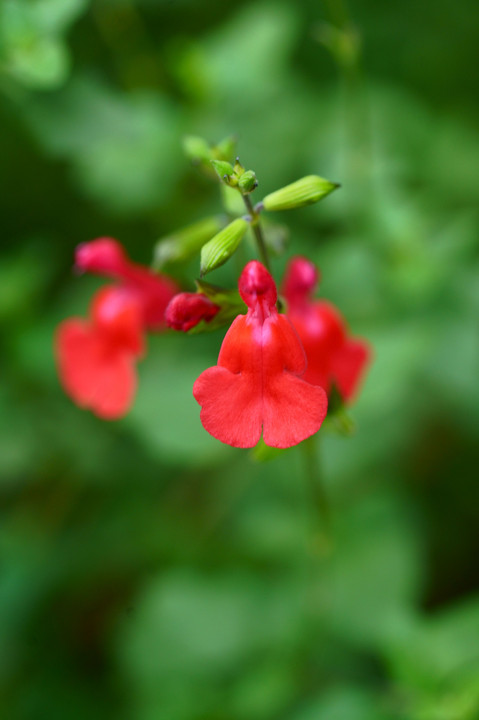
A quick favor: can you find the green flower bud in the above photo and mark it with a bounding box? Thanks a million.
[261,175,339,212]
[154,216,225,269]
[183,135,212,164]
[238,170,258,194]
[200,218,249,276]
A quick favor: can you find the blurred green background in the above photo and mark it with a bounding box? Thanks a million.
[1,1,479,718]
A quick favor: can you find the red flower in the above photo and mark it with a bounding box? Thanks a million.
[165,292,220,332]
[56,286,144,419]
[282,256,370,402]
[193,261,328,448]
[75,237,179,330]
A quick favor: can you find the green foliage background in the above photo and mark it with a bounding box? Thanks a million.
[1,1,479,718]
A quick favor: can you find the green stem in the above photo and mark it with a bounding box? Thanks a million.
[302,435,332,549]
[242,194,271,271]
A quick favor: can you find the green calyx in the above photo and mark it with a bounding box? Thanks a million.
[200,217,249,276]
[261,175,340,212]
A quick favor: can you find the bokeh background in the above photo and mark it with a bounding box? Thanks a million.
[1,1,479,718]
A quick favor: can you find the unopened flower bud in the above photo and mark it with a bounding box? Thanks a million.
[165,293,220,332]
[262,175,339,212]
[200,217,249,276]
[238,170,258,194]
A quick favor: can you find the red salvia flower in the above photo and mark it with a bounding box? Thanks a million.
[75,237,179,330]
[282,256,370,402]
[193,261,328,448]
[56,286,144,419]
[165,292,220,332]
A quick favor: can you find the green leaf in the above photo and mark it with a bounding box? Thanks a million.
[200,217,248,275]
[261,175,339,211]
[154,215,226,269]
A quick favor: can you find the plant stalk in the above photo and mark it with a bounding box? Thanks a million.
[242,194,271,271]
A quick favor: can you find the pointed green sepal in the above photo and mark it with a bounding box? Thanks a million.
[211,159,236,183]
[200,217,249,276]
[261,175,340,212]
[250,438,289,462]
[238,170,258,194]
[154,215,225,269]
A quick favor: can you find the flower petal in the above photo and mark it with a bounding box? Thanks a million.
[262,315,327,447]
[263,373,328,448]
[55,319,137,420]
[91,286,145,357]
[193,366,262,448]
[193,313,327,448]
[332,339,371,402]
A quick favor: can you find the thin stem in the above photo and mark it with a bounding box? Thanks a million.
[242,194,271,271]
[302,435,332,551]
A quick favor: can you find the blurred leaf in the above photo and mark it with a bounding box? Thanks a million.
[289,686,393,720]
[154,215,226,269]
[320,492,423,647]
[0,0,88,89]
[24,77,181,212]
[126,334,228,466]
[119,569,303,682]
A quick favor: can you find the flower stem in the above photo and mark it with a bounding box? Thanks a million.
[302,435,332,552]
[242,194,271,271]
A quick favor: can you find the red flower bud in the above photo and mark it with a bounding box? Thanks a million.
[165,292,220,332]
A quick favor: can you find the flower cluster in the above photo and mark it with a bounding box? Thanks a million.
[55,141,371,448]
[55,238,178,419]
[193,261,328,448]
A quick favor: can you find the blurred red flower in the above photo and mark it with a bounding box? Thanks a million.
[75,237,179,330]
[55,286,144,419]
[282,256,371,402]
[193,261,328,448]
[56,238,179,418]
